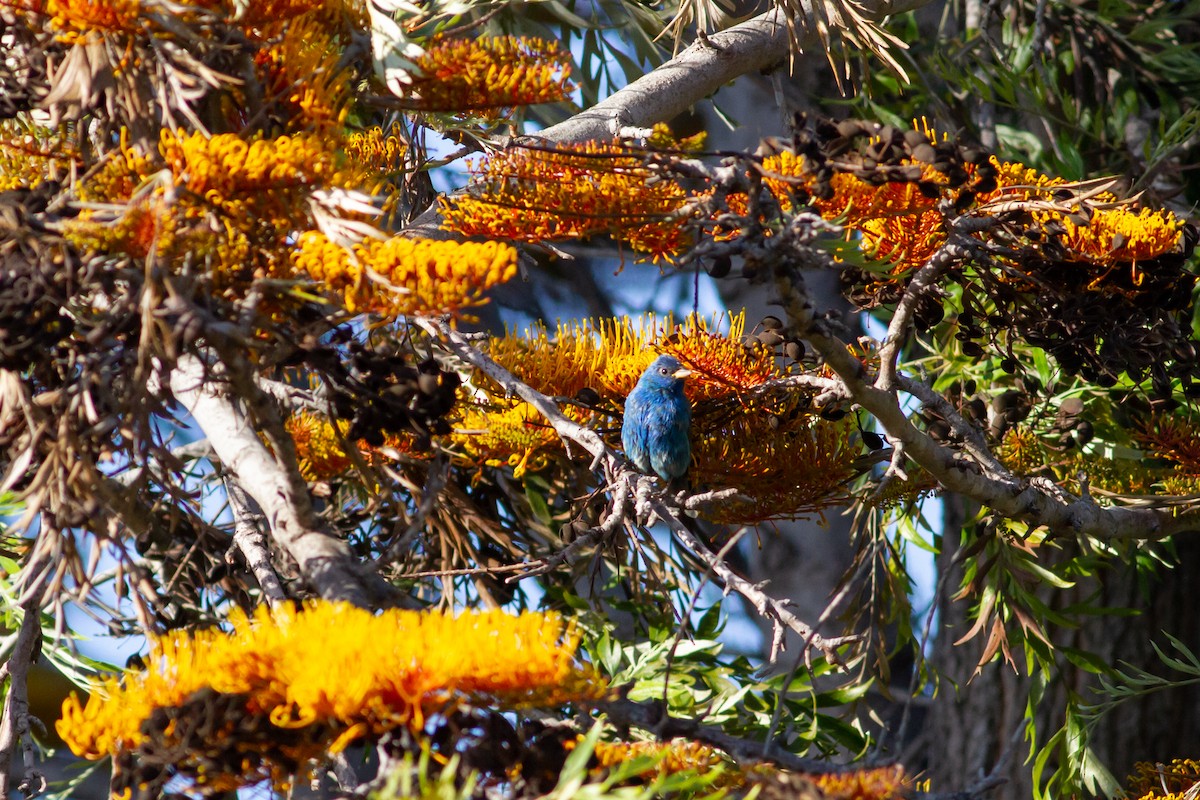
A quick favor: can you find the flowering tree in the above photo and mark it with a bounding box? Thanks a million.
[1,1,1198,799]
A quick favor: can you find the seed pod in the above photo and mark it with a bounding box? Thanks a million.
[707,255,732,278]
[757,330,785,348]
[761,315,784,331]
[911,143,937,163]
[837,119,866,138]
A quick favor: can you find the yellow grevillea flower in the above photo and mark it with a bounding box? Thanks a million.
[342,124,407,173]
[982,160,1184,267]
[74,130,154,203]
[160,129,336,207]
[485,315,656,402]
[64,200,176,260]
[450,399,563,478]
[57,603,603,770]
[402,35,573,113]
[292,231,517,317]
[1126,760,1200,800]
[441,127,703,262]
[485,312,780,405]
[591,739,726,773]
[0,126,74,192]
[253,15,352,131]
[997,425,1048,476]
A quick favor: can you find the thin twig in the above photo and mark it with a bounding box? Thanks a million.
[0,584,47,799]
[224,479,288,607]
[653,499,862,664]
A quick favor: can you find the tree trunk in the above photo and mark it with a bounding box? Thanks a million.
[926,497,1200,799]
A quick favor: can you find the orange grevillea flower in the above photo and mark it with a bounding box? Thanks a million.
[1133,414,1200,471]
[809,765,911,800]
[292,231,517,317]
[441,129,703,262]
[743,123,1185,283]
[749,149,943,225]
[857,209,947,273]
[226,0,339,26]
[401,35,573,113]
[693,409,859,523]
[252,15,352,131]
[57,603,603,783]
[45,0,141,38]
[286,412,358,479]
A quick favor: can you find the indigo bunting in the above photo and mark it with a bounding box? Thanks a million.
[621,355,692,480]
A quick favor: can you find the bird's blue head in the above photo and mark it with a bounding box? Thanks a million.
[637,355,692,393]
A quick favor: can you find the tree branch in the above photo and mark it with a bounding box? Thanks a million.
[224,478,289,607]
[168,355,389,606]
[405,0,932,237]
[651,500,862,664]
[774,264,1200,542]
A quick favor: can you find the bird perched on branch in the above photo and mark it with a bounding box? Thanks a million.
[621,355,693,481]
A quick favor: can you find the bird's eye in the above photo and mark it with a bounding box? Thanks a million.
[659,368,669,375]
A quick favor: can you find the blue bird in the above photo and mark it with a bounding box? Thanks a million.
[621,355,693,480]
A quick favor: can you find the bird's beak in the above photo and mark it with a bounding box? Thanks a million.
[673,367,692,379]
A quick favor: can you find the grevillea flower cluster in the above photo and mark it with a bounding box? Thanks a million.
[1125,759,1200,800]
[292,231,518,317]
[441,127,704,261]
[454,312,861,519]
[401,35,573,113]
[749,134,1185,278]
[253,15,353,131]
[44,0,354,41]
[286,412,425,480]
[591,739,726,773]
[160,129,336,211]
[57,603,604,789]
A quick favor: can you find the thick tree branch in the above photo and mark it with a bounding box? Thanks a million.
[774,265,1200,542]
[406,0,931,237]
[168,355,388,606]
